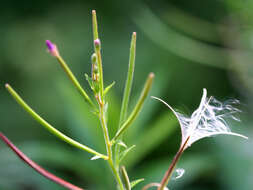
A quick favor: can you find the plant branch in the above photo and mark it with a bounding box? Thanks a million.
[157,137,190,190]
[0,132,83,190]
[5,84,107,160]
[92,10,104,96]
[92,10,125,189]
[56,55,96,109]
[97,98,125,190]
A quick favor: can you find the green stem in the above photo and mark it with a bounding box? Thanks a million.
[56,55,95,109]
[95,49,104,96]
[113,73,154,142]
[92,10,104,96]
[5,84,107,160]
[98,101,125,190]
[92,10,126,189]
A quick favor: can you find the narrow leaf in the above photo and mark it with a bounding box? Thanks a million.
[5,84,107,160]
[130,178,144,188]
[117,140,127,148]
[121,166,131,190]
[104,81,115,96]
[115,32,137,166]
[113,73,154,141]
[92,10,99,40]
[0,132,83,190]
[119,32,137,126]
[85,73,94,91]
[119,145,136,164]
[90,155,102,160]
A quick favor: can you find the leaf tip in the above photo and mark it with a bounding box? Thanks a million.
[90,155,102,161]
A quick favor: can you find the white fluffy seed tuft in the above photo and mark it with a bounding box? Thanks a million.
[152,88,248,150]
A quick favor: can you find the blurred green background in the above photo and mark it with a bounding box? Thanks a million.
[0,0,253,189]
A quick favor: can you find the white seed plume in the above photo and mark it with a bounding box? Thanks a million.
[152,89,248,150]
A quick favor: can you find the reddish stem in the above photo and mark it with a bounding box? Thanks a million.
[157,137,190,190]
[0,132,83,190]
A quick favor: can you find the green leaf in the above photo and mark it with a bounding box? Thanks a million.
[117,140,127,148]
[104,81,115,96]
[121,166,131,190]
[118,32,137,127]
[119,145,136,164]
[85,73,94,91]
[125,69,170,142]
[115,32,137,167]
[90,155,102,160]
[130,178,144,188]
[113,73,154,141]
[94,81,100,94]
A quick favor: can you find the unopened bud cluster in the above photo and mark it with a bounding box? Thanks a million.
[91,53,99,79]
[91,52,99,92]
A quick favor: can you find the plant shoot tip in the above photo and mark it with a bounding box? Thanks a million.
[149,72,155,78]
[45,40,53,50]
[45,40,59,57]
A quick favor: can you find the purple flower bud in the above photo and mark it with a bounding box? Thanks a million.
[46,40,54,50]
[46,40,59,57]
[94,39,101,49]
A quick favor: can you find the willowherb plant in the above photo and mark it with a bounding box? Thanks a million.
[1,10,153,190]
[0,10,248,190]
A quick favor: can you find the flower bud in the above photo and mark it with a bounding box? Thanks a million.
[46,40,59,57]
[94,38,101,50]
[91,53,97,64]
[93,64,99,74]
